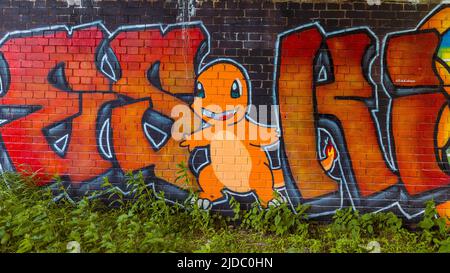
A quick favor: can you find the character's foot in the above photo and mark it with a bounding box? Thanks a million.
[267,195,288,208]
[188,195,212,210]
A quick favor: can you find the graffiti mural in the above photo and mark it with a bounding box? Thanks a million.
[180,59,284,209]
[274,4,450,220]
[0,21,208,202]
[0,4,448,221]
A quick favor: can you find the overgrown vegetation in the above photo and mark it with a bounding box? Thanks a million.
[0,171,449,253]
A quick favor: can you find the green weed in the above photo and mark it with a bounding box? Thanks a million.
[0,171,449,253]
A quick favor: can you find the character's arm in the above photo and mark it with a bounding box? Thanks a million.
[248,121,280,147]
[180,127,212,152]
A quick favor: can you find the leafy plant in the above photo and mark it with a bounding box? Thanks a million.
[0,171,448,253]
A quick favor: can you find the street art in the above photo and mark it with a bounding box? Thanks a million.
[274,5,450,219]
[180,59,284,209]
[0,4,448,222]
[0,21,208,202]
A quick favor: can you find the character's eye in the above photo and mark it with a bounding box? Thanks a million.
[195,82,205,98]
[230,80,241,99]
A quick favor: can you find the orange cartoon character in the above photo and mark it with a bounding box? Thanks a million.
[180,59,285,209]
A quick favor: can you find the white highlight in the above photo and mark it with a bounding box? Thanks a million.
[54,134,69,154]
[99,118,113,159]
[143,122,169,149]
[100,54,117,82]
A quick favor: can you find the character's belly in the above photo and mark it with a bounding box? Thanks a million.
[210,131,252,192]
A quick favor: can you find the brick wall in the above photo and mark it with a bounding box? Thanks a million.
[0,1,438,104]
[0,0,448,222]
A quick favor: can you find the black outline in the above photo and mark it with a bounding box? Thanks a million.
[42,117,73,158]
[141,107,174,152]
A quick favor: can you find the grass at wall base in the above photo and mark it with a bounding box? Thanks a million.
[0,171,450,253]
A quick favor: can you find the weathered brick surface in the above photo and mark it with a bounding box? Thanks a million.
[0,0,448,221]
[0,1,436,105]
